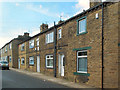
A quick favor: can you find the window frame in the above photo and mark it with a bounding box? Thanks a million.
[5,46,7,52]
[46,55,53,68]
[21,57,25,65]
[9,43,12,50]
[36,38,39,51]
[46,32,54,44]
[58,29,62,39]
[77,50,87,73]
[29,56,34,65]
[29,40,34,49]
[77,16,87,35]
[21,43,25,51]
[9,56,11,62]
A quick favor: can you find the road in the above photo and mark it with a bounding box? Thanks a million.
[1,70,68,88]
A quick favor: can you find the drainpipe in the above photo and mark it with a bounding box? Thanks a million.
[101,3,104,90]
[54,21,57,77]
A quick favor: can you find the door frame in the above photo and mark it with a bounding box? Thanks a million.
[18,58,20,69]
[37,55,40,72]
[58,54,65,77]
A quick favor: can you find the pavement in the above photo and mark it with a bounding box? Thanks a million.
[9,68,95,88]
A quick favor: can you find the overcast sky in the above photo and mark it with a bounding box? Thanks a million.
[0,0,107,48]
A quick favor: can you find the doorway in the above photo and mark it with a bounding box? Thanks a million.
[37,56,40,72]
[18,58,20,69]
[59,54,65,76]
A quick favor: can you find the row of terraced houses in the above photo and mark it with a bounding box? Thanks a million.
[0,0,120,89]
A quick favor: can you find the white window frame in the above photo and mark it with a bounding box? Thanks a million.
[29,56,34,65]
[46,55,53,68]
[46,32,54,44]
[78,18,86,34]
[5,46,7,52]
[29,40,34,49]
[36,38,39,51]
[9,43,12,50]
[58,29,62,39]
[21,57,25,65]
[21,43,25,51]
[77,50,87,73]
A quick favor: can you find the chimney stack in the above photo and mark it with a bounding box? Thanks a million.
[90,0,102,8]
[40,23,48,32]
[24,32,29,37]
[58,20,64,24]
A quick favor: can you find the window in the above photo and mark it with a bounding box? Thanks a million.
[46,32,54,44]
[21,57,25,65]
[5,46,7,52]
[29,56,34,65]
[36,38,39,51]
[77,17,87,35]
[29,40,34,49]
[5,56,7,61]
[46,55,53,68]
[9,43,12,50]
[9,56,11,62]
[77,50,87,73]
[21,43,25,51]
[58,29,62,39]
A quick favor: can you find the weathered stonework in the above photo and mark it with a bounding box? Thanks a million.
[17,1,120,89]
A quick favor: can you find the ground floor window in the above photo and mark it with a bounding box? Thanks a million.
[77,50,87,73]
[21,57,25,65]
[9,56,11,62]
[46,55,53,68]
[29,56,34,65]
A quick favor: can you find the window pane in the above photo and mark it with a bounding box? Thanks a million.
[46,55,53,67]
[58,29,62,39]
[46,34,48,43]
[78,57,87,72]
[29,57,34,65]
[50,55,53,58]
[78,51,87,56]
[79,19,86,33]
[47,59,53,66]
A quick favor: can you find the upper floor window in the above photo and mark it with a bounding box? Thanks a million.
[46,55,53,68]
[36,38,39,51]
[9,43,12,50]
[21,57,25,65]
[29,56,34,65]
[5,46,7,52]
[29,40,34,49]
[58,29,62,39]
[77,17,87,35]
[77,50,87,73]
[21,43,25,51]
[46,32,54,44]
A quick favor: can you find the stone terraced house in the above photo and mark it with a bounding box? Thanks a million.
[1,0,120,89]
[0,33,30,68]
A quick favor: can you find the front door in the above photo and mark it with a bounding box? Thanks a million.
[18,58,20,69]
[59,54,65,76]
[37,56,40,72]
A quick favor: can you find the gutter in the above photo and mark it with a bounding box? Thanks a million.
[101,3,104,90]
[54,22,57,77]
